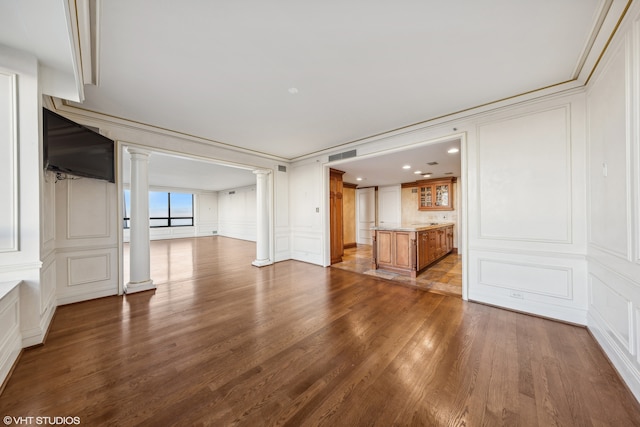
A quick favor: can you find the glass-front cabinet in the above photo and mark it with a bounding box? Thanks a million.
[418,177,455,211]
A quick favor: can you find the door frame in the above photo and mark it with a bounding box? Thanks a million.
[322,132,469,301]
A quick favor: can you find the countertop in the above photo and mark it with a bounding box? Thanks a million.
[371,222,454,232]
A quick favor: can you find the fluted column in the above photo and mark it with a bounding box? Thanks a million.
[125,147,155,293]
[252,169,273,267]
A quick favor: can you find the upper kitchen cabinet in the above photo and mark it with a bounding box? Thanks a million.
[418,177,456,211]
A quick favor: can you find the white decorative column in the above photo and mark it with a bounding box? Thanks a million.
[252,169,273,267]
[125,147,156,293]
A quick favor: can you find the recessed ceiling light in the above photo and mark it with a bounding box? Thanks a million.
[422,174,432,178]
[288,87,299,94]
[356,177,363,181]
[448,148,459,154]
[413,170,422,174]
[402,165,411,170]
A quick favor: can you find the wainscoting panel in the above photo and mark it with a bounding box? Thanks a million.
[589,272,632,352]
[291,231,323,265]
[275,231,291,263]
[40,256,56,316]
[587,262,640,401]
[56,248,118,305]
[469,250,587,325]
[0,282,20,389]
[68,253,111,286]
[478,258,573,300]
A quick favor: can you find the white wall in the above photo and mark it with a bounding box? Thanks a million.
[289,160,324,265]
[196,191,218,237]
[217,185,257,241]
[467,98,588,324]
[0,45,54,386]
[292,92,588,324]
[274,167,291,262]
[585,2,640,401]
[54,177,119,305]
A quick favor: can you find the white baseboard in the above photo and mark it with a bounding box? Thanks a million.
[588,311,640,403]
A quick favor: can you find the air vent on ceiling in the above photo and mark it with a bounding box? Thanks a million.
[228,191,235,195]
[328,149,357,162]
[444,172,453,175]
[427,161,438,166]
[278,165,287,172]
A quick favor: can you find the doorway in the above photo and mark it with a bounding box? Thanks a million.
[324,134,467,300]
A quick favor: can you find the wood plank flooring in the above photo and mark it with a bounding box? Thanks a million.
[1,236,639,426]
[332,245,463,297]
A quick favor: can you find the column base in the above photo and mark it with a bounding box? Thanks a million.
[252,259,273,267]
[125,279,156,294]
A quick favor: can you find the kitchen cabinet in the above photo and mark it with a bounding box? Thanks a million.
[418,177,455,211]
[372,223,454,277]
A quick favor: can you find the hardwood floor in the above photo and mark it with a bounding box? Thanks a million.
[332,244,463,297]
[1,236,639,426]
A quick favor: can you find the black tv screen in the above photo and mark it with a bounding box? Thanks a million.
[43,108,115,183]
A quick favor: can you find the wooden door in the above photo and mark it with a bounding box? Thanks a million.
[330,169,345,264]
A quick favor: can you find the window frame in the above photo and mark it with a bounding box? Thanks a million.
[123,191,194,229]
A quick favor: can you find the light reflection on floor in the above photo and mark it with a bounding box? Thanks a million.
[123,238,194,285]
[332,245,462,297]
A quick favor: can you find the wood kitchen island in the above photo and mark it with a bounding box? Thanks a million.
[371,223,454,278]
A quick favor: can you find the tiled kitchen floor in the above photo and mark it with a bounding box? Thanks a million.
[332,244,462,297]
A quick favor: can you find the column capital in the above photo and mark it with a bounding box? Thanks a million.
[253,169,272,176]
[126,147,153,157]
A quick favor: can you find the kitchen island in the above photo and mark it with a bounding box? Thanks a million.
[371,223,454,278]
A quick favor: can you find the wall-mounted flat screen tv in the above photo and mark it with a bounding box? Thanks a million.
[43,108,115,183]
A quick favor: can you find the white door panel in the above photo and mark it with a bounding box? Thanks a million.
[378,185,401,227]
[356,187,375,245]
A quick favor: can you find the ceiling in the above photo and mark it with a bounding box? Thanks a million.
[0,0,629,190]
[339,138,461,186]
[121,151,257,191]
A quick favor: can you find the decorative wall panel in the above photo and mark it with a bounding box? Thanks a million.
[67,179,110,239]
[478,258,573,299]
[0,72,18,252]
[587,42,630,259]
[68,254,111,286]
[477,106,571,243]
[0,284,20,388]
[590,273,632,352]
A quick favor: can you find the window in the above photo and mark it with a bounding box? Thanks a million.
[123,190,194,228]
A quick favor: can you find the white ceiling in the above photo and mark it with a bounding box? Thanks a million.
[121,151,256,191]
[0,0,629,191]
[339,138,461,186]
[71,0,608,160]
